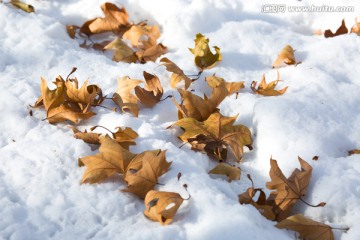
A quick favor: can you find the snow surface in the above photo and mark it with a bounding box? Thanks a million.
[1,0,360,239]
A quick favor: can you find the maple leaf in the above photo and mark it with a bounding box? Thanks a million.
[65,77,104,107]
[10,0,34,13]
[239,175,276,220]
[112,76,142,117]
[79,135,137,184]
[103,38,137,63]
[189,33,222,71]
[350,18,360,36]
[79,2,131,35]
[144,190,185,225]
[123,24,160,48]
[172,82,228,121]
[71,126,101,145]
[324,19,348,38]
[172,112,252,162]
[272,45,296,68]
[136,43,167,63]
[135,71,163,107]
[46,105,96,124]
[205,74,244,96]
[266,157,325,221]
[209,163,241,182]
[348,149,360,156]
[276,214,334,240]
[251,71,288,96]
[160,57,193,90]
[123,150,172,198]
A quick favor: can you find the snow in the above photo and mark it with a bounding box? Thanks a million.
[1,0,360,239]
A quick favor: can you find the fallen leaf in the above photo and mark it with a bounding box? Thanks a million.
[80,2,130,35]
[205,75,244,96]
[251,71,288,96]
[46,105,96,124]
[209,163,241,182]
[71,126,101,145]
[123,24,160,48]
[144,190,184,225]
[136,43,167,63]
[348,149,360,156]
[189,33,222,71]
[66,25,79,39]
[172,112,252,162]
[324,19,348,38]
[135,71,163,107]
[172,82,228,121]
[11,0,34,13]
[272,45,296,68]
[79,135,137,184]
[112,76,142,117]
[350,18,360,36]
[65,78,104,107]
[276,214,334,240]
[103,38,137,63]
[123,150,171,198]
[111,127,138,150]
[160,57,193,90]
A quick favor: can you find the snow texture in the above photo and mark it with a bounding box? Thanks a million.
[1,0,360,239]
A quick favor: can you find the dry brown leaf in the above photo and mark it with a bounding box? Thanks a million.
[350,18,360,36]
[111,127,138,150]
[276,214,334,240]
[173,82,228,121]
[71,126,101,145]
[135,71,163,107]
[160,57,193,90]
[136,43,167,63]
[103,38,137,63]
[65,78,104,107]
[46,104,96,124]
[66,25,79,39]
[144,190,184,225]
[112,76,142,117]
[251,71,288,96]
[209,163,241,182]
[123,24,160,48]
[348,149,360,155]
[123,150,171,198]
[172,112,252,162]
[11,0,34,13]
[272,45,296,68]
[79,135,137,184]
[205,75,244,96]
[324,19,348,38]
[80,2,130,35]
[189,33,222,71]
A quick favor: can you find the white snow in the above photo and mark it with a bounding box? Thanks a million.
[1,0,360,239]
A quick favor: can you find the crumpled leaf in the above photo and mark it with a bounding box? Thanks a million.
[135,71,163,107]
[160,57,193,90]
[348,149,360,156]
[239,175,276,220]
[189,33,222,71]
[172,82,228,121]
[79,2,130,35]
[46,105,96,124]
[209,163,241,182]
[123,150,171,198]
[123,24,160,48]
[144,190,184,225]
[112,76,142,117]
[66,25,79,39]
[136,43,167,63]
[276,214,334,240]
[172,112,252,162]
[79,135,137,184]
[103,38,137,63]
[324,19,348,38]
[71,126,101,145]
[205,75,244,96]
[350,18,360,36]
[65,78,104,106]
[11,0,34,13]
[251,71,288,96]
[272,45,296,68]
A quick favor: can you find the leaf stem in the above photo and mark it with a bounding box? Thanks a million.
[299,197,325,208]
[91,125,114,134]
[179,142,188,148]
[331,227,350,231]
[91,104,116,111]
[159,95,172,101]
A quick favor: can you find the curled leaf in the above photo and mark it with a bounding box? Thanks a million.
[189,33,222,71]
[160,57,192,90]
[144,190,184,225]
[11,0,34,13]
[350,18,360,36]
[272,45,296,68]
[123,24,160,48]
[135,71,163,107]
[324,19,348,38]
[136,43,167,63]
[103,38,137,63]
[251,71,288,96]
[209,163,241,182]
[205,75,244,96]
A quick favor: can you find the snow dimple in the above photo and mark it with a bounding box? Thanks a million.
[1,0,360,239]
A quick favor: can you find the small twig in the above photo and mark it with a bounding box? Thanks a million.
[91,104,116,111]
[179,142,188,148]
[159,95,172,101]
